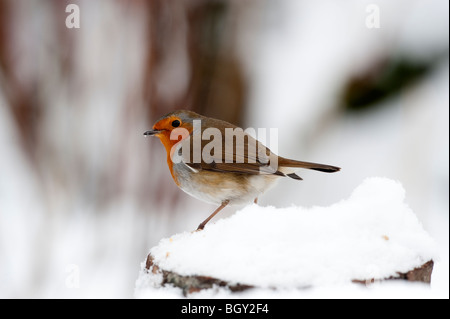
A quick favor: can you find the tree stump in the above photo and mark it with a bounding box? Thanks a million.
[145,254,253,295]
[145,253,434,295]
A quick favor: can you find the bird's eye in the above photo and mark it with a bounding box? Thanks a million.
[171,119,181,128]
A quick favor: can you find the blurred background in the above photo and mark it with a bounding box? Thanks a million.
[0,0,448,298]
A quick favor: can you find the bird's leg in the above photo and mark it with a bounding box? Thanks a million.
[196,200,229,231]
[254,197,258,204]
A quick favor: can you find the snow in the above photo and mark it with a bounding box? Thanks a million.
[135,177,439,298]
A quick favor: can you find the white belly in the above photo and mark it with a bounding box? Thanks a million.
[172,161,279,206]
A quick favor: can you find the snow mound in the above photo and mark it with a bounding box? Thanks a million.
[136,177,438,295]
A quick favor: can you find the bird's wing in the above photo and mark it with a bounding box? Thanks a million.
[180,122,282,176]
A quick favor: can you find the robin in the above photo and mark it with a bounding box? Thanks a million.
[144,110,340,230]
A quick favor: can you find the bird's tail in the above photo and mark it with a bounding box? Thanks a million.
[278,157,341,173]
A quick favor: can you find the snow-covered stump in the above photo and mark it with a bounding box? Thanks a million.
[136,178,437,297]
[143,255,433,296]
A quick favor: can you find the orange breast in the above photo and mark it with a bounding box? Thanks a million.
[157,130,190,186]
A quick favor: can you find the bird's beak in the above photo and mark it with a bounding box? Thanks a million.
[143,130,162,136]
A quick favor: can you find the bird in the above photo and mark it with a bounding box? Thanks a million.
[144,110,340,231]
